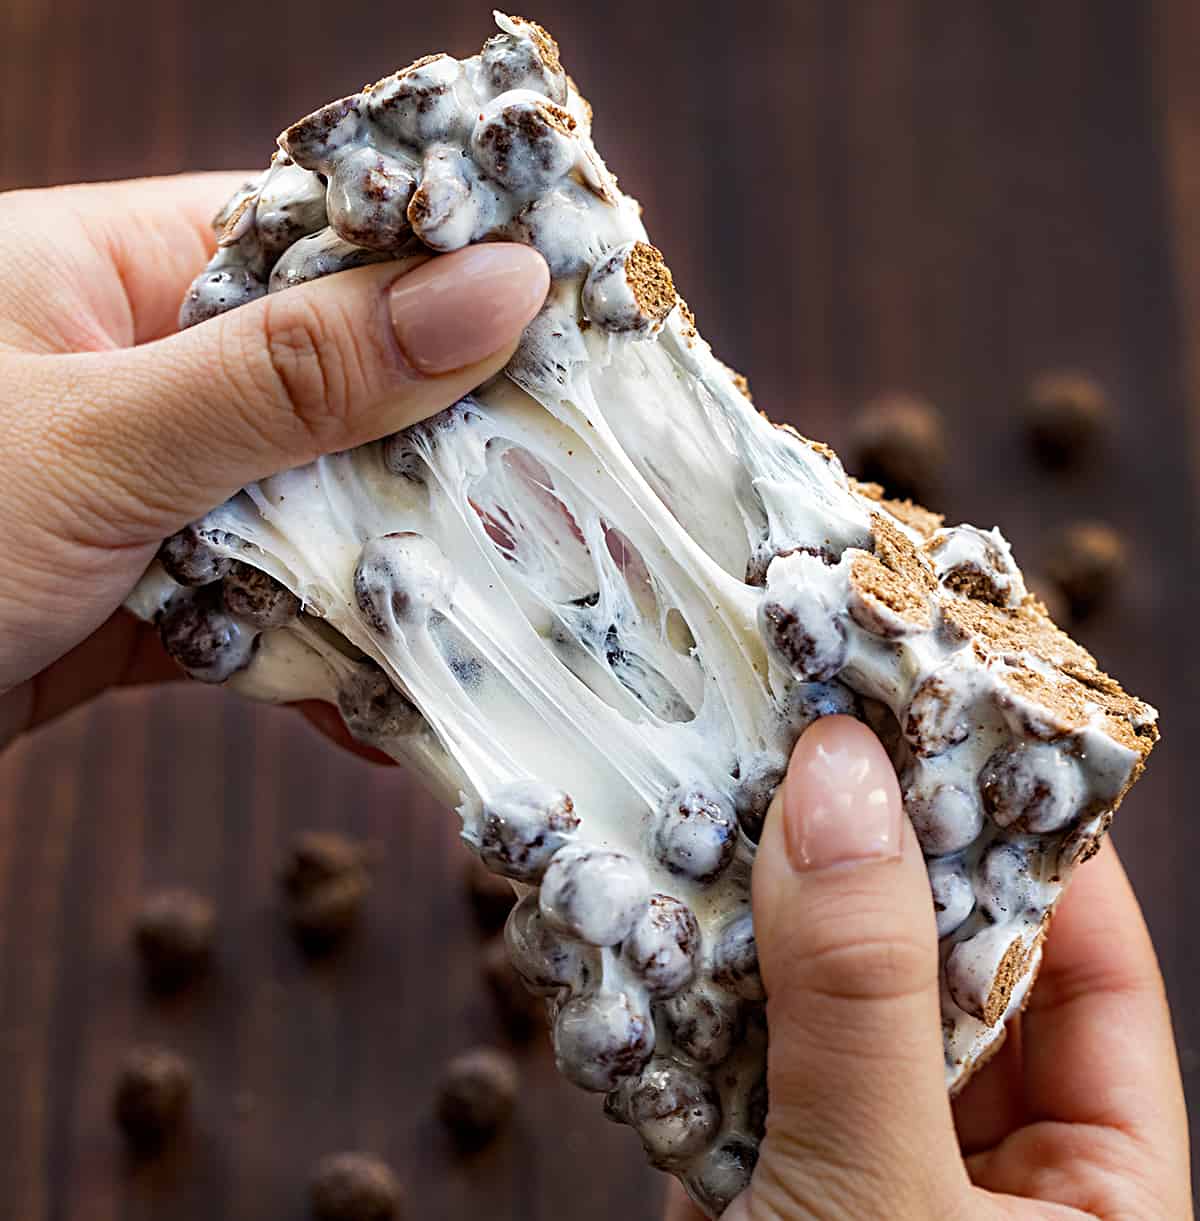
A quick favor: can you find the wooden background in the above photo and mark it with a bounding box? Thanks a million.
[0,1,1197,1216]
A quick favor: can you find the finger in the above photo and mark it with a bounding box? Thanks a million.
[965,842,1191,1218]
[663,1180,706,1221]
[294,700,397,767]
[952,1015,1028,1156]
[744,716,969,1219]
[0,172,258,349]
[11,243,549,547]
[0,611,181,749]
[67,172,263,344]
[1023,842,1186,1137]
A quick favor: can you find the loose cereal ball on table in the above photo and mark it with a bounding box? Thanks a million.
[850,392,945,503]
[133,888,215,994]
[437,1046,520,1147]
[113,1046,192,1154]
[310,1152,401,1221]
[1024,370,1110,467]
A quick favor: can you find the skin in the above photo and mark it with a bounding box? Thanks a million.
[0,173,549,742]
[0,176,1188,1219]
[666,722,1191,1220]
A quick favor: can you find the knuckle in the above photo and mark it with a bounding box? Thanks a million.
[253,292,373,452]
[792,924,937,1006]
[749,1149,868,1221]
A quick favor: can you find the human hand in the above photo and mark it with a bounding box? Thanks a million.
[0,173,548,748]
[665,716,1191,1220]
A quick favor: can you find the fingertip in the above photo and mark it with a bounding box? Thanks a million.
[491,239,552,307]
[781,715,903,872]
[387,243,549,376]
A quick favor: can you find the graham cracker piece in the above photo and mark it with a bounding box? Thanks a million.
[218,194,254,245]
[848,523,938,637]
[982,933,1034,1027]
[871,514,938,592]
[848,555,933,634]
[627,243,676,323]
[941,597,1094,671]
[940,599,1157,762]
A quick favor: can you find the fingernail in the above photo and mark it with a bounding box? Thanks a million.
[389,244,549,375]
[783,715,902,870]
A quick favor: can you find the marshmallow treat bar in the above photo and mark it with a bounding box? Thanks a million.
[126,14,1158,1216]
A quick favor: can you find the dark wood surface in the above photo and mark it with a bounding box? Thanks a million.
[0,1,1196,1217]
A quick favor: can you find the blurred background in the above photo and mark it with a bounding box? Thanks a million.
[1,0,1198,1217]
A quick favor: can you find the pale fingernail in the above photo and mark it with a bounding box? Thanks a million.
[389,244,549,375]
[783,715,902,871]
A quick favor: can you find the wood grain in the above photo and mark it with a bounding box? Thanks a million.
[0,1,1195,1216]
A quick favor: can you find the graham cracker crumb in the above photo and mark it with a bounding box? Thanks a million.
[1020,586,1049,615]
[365,53,447,93]
[535,100,577,138]
[677,299,697,338]
[627,243,676,323]
[849,478,885,501]
[401,52,447,77]
[511,15,564,80]
[1074,810,1115,863]
[774,424,835,462]
[848,479,944,540]
[720,365,752,402]
[407,184,435,226]
[884,498,944,539]
[219,194,254,245]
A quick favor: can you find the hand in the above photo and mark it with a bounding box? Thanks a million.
[666,716,1191,1220]
[0,173,548,748]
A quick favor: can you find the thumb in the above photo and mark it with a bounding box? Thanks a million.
[737,715,968,1220]
[21,242,548,540]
